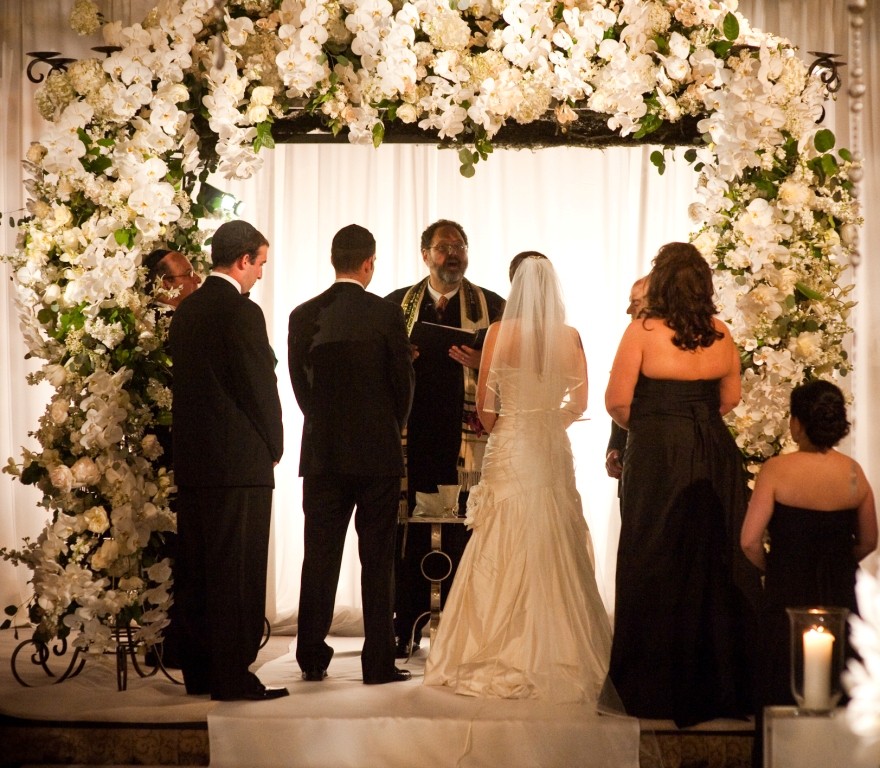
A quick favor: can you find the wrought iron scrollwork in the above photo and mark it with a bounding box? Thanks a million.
[809,51,846,94]
[25,52,75,83]
[10,635,86,686]
[8,625,184,691]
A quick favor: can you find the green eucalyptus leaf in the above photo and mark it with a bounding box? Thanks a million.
[722,12,740,41]
[460,163,476,179]
[814,129,835,153]
[372,122,384,149]
[708,40,732,58]
[650,150,666,175]
[821,154,838,177]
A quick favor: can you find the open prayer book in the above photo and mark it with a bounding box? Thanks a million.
[409,321,488,353]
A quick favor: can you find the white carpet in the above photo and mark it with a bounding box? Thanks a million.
[209,636,642,768]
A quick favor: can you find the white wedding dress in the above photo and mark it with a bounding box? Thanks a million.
[423,363,612,705]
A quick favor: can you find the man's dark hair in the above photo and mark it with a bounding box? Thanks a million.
[210,220,269,269]
[144,248,173,286]
[331,224,376,273]
[420,219,468,251]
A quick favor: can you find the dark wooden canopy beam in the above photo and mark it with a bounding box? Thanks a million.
[270,110,704,148]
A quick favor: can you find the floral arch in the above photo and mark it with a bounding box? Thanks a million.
[0,0,859,651]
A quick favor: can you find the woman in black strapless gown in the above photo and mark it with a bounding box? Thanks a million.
[606,243,763,727]
[741,380,877,709]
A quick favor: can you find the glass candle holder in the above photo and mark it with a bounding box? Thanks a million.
[787,606,849,714]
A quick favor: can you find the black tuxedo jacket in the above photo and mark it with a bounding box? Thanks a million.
[289,282,414,477]
[169,275,283,487]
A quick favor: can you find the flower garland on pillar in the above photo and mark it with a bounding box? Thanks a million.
[1,0,859,651]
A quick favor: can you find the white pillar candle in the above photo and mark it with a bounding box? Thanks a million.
[803,627,834,710]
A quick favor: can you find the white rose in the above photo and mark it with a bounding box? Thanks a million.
[49,399,70,425]
[118,576,144,592]
[48,464,74,493]
[91,538,120,571]
[250,85,275,106]
[26,142,48,164]
[140,434,164,461]
[692,231,720,262]
[71,456,101,486]
[778,179,814,209]
[43,284,62,305]
[788,332,823,364]
[840,223,858,246]
[83,505,110,534]
[44,364,68,387]
[688,203,709,223]
[397,103,419,123]
[62,227,82,251]
[246,104,270,124]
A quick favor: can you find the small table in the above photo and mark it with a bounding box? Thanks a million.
[764,706,862,768]
[400,514,467,644]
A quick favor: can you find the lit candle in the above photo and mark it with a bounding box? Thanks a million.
[802,627,834,710]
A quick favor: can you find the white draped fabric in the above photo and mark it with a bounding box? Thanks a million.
[1,1,877,629]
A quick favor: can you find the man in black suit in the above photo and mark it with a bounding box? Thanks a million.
[141,248,202,670]
[289,224,415,685]
[169,220,287,702]
[386,220,505,657]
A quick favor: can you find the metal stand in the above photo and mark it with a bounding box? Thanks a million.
[400,515,467,658]
[8,625,183,691]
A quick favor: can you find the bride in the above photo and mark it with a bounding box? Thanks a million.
[423,252,612,705]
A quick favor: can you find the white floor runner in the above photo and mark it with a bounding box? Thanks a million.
[209,636,641,768]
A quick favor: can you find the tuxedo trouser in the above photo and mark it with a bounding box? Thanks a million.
[297,474,398,679]
[175,485,272,698]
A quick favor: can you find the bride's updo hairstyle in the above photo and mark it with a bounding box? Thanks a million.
[790,380,850,450]
[508,251,547,281]
[644,242,724,351]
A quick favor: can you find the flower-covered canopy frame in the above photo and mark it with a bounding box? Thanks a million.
[1,0,859,651]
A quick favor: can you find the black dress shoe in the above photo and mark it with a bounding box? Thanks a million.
[364,667,412,685]
[395,640,419,659]
[301,667,328,681]
[211,686,289,701]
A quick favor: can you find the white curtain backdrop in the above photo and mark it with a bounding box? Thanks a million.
[1,1,876,630]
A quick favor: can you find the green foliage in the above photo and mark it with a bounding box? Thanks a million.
[723,12,740,41]
[253,121,275,153]
[650,149,666,175]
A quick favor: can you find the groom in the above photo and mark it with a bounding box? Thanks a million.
[289,224,415,684]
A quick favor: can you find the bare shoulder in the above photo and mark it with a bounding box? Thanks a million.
[755,454,784,479]
[710,316,732,338]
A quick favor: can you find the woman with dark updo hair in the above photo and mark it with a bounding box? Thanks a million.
[741,379,877,710]
[605,242,762,726]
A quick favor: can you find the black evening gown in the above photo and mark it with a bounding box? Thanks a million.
[610,375,760,727]
[761,502,859,707]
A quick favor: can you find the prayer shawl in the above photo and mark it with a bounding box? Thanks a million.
[398,278,491,514]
